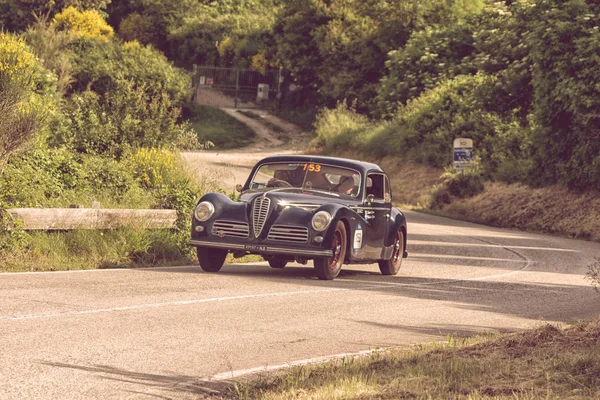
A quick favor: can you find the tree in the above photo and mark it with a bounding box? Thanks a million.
[0,33,47,173]
[528,0,600,189]
[0,0,110,32]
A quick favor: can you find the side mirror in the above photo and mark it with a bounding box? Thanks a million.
[366,194,374,205]
[235,184,243,193]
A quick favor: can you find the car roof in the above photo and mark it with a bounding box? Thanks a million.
[255,155,384,175]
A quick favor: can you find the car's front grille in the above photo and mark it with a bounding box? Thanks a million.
[268,225,309,243]
[212,220,249,238]
[252,197,271,237]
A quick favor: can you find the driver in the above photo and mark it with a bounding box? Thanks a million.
[267,170,293,187]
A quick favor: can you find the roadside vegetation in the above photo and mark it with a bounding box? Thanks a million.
[0,8,207,272]
[190,105,255,149]
[231,320,600,399]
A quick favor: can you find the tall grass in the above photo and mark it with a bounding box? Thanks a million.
[0,228,192,272]
[189,105,255,149]
[232,321,600,399]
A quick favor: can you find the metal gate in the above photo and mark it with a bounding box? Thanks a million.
[192,66,281,109]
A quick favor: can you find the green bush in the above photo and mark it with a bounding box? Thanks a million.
[68,37,190,107]
[313,102,375,150]
[376,23,476,117]
[0,32,53,172]
[51,6,114,40]
[52,80,190,158]
[0,0,109,32]
[369,74,528,175]
[0,148,150,208]
[527,0,600,189]
[430,170,485,210]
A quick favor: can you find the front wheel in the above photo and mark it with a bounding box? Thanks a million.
[378,230,404,275]
[314,221,347,280]
[268,258,287,269]
[197,247,227,272]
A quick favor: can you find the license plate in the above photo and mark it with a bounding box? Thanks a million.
[244,245,268,252]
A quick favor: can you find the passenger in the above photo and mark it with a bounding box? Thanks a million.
[335,175,356,195]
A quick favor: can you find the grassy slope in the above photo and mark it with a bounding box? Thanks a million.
[191,105,256,149]
[437,183,600,242]
[229,320,600,399]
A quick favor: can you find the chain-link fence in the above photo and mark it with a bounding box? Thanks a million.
[192,66,282,109]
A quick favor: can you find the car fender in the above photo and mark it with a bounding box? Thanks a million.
[193,193,247,223]
[385,207,407,248]
[313,204,357,248]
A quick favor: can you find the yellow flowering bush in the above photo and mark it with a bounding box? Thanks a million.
[250,52,269,74]
[128,148,183,189]
[0,32,38,88]
[51,7,114,40]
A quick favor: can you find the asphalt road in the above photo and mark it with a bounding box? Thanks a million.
[1,211,599,399]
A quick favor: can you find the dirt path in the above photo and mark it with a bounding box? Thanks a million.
[182,107,312,193]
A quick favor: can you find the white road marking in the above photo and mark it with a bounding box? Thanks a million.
[2,270,535,322]
[0,263,269,276]
[408,240,578,253]
[209,348,384,381]
[1,288,346,321]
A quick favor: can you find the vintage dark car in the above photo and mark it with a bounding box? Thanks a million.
[189,155,408,280]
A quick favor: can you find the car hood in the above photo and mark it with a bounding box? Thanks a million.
[240,190,361,209]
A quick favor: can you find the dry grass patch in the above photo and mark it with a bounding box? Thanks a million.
[228,320,600,400]
[438,182,600,241]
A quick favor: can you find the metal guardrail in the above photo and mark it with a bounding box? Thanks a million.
[6,208,177,230]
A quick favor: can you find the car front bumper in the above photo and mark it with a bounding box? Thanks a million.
[189,240,333,258]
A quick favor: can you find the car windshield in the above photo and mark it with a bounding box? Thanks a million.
[248,162,361,198]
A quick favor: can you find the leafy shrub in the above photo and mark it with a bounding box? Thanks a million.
[0,209,30,257]
[128,148,185,189]
[0,0,110,32]
[0,148,146,207]
[53,80,189,158]
[376,23,476,117]
[127,148,199,232]
[51,7,113,40]
[0,32,50,171]
[369,74,528,175]
[68,37,190,107]
[117,13,161,46]
[430,169,485,210]
[313,102,374,150]
[527,0,600,189]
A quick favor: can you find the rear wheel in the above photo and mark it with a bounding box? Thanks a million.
[314,221,346,280]
[378,230,404,275]
[197,247,227,272]
[268,258,287,269]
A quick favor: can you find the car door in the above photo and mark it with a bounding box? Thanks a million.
[360,172,392,259]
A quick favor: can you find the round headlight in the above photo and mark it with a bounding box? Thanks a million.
[311,211,332,232]
[194,201,215,222]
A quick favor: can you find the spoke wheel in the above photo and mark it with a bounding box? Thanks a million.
[197,247,227,272]
[378,230,404,276]
[314,221,346,280]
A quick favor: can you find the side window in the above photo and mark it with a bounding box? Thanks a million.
[366,174,385,200]
[384,175,392,203]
